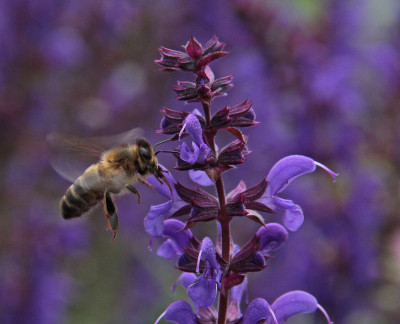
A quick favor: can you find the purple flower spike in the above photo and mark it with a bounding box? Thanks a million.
[242,298,277,324]
[256,223,288,254]
[155,300,197,324]
[187,237,221,307]
[179,114,211,165]
[267,291,332,324]
[257,155,338,231]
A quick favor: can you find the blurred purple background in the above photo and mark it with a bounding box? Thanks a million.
[1,0,399,323]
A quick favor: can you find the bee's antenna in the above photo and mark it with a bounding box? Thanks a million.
[154,133,189,149]
[154,138,173,149]
[155,150,179,156]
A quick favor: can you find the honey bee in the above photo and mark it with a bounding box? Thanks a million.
[47,129,173,241]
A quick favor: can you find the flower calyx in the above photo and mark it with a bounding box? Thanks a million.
[155,36,228,73]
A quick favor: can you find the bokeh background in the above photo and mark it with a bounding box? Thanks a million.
[1,0,400,323]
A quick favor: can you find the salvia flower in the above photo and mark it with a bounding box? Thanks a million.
[179,113,212,165]
[229,223,288,273]
[144,169,189,237]
[257,155,338,231]
[187,237,222,307]
[229,155,338,231]
[155,300,197,324]
[151,36,335,324]
[156,219,197,260]
[242,291,333,324]
[156,290,332,324]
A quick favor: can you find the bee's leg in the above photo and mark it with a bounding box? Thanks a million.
[126,185,141,203]
[138,177,155,190]
[103,191,118,242]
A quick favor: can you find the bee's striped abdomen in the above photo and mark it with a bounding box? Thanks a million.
[61,170,104,219]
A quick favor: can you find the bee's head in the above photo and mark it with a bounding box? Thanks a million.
[136,138,158,174]
[136,138,173,196]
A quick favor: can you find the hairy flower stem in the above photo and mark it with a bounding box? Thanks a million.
[202,100,231,324]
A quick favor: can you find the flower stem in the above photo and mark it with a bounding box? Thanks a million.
[216,175,230,324]
[217,292,229,324]
[202,99,231,323]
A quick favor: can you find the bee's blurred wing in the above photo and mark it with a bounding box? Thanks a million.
[47,128,144,183]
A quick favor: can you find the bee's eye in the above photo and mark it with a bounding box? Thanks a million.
[139,147,151,160]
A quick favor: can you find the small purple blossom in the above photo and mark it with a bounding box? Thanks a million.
[242,291,333,324]
[156,219,194,260]
[155,300,198,324]
[256,155,338,231]
[144,168,188,237]
[179,113,211,165]
[187,237,221,307]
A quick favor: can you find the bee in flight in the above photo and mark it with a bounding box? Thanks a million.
[47,129,174,241]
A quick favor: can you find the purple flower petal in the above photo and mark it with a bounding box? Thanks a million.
[145,168,188,237]
[147,167,176,199]
[155,300,197,324]
[175,273,197,291]
[230,276,247,305]
[242,298,276,324]
[229,276,248,319]
[157,239,180,259]
[163,219,193,250]
[266,155,337,196]
[256,156,337,231]
[187,275,218,307]
[179,142,198,164]
[144,201,172,237]
[178,114,211,165]
[179,113,203,144]
[268,291,321,324]
[273,197,304,231]
[189,170,214,186]
[187,237,220,307]
[256,223,288,253]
